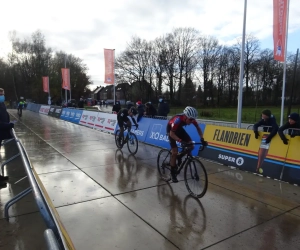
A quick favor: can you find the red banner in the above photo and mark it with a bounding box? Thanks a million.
[273,0,288,62]
[104,49,114,84]
[61,68,70,90]
[42,76,49,93]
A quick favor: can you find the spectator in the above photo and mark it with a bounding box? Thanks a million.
[253,109,279,144]
[126,101,133,110]
[136,101,145,122]
[278,112,300,145]
[0,88,13,183]
[157,96,170,117]
[145,102,157,117]
[78,97,84,108]
[112,101,121,113]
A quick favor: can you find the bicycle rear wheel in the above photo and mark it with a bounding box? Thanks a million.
[115,130,123,149]
[127,133,138,155]
[157,149,171,182]
[184,158,208,198]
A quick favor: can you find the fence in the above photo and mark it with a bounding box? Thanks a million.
[1,129,74,250]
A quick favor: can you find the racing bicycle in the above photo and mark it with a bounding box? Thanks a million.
[157,142,208,198]
[115,124,138,155]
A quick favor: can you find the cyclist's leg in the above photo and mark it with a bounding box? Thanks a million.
[181,129,194,155]
[117,118,125,142]
[169,135,179,183]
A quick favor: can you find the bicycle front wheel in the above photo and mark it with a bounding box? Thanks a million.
[127,133,138,154]
[184,158,208,198]
[157,149,171,182]
[115,130,123,149]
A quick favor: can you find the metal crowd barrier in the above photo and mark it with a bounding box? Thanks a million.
[3,128,69,250]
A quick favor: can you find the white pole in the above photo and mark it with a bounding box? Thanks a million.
[280,0,290,126]
[237,0,247,128]
[113,49,116,105]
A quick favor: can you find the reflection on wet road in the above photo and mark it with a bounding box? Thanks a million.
[1,109,300,250]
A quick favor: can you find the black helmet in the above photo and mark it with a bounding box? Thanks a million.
[130,107,138,115]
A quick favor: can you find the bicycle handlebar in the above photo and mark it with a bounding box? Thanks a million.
[180,141,208,152]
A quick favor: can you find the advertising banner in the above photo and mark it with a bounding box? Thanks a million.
[71,109,83,124]
[115,117,152,142]
[48,106,56,117]
[79,110,98,128]
[60,108,71,121]
[39,105,50,115]
[144,119,205,156]
[144,119,169,149]
[94,112,117,133]
[35,104,42,113]
[104,49,114,84]
[42,76,49,93]
[273,0,288,62]
[281,134,300,184]
[199,125,288,180]
[54,107,63,119]
[61,68,70,90]
[27,103,33,111]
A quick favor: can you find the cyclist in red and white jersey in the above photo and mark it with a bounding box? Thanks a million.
[167,106,207,182]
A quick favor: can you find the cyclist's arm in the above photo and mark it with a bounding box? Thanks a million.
[193,121,204,139]
[131,117,138,127]
[169,130,181,142]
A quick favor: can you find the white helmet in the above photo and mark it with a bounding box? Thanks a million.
[183,106,198,119]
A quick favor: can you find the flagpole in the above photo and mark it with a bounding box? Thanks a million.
[113,49,116,105]
[64,55,67,105]
[237,0,247,128]
[280,0,290,126]
[48,77,51,105]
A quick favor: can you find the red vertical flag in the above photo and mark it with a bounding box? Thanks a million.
[273,0,288,62]
[42,76,49,93]
[61,68,70,90]
[104,49,114,84]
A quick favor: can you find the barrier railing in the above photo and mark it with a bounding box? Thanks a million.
[3,128,71,250]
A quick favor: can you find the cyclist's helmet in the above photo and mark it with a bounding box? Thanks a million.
[130,107,138,115]
[183,106,198,119]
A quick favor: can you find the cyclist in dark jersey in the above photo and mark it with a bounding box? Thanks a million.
[117,107,138,144]
[167,106,207,182]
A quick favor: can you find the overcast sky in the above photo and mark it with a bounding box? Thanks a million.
[0,0,299,90]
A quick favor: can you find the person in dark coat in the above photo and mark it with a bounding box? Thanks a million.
[136,101,145,122]
[126,101,133,110]
[157,96,170,117]
[145,102,157,117]
[0,88,13,183]
[278,112,300,145]
[253,109,279,144]
[112,101,121,113]
[78,97,84,108]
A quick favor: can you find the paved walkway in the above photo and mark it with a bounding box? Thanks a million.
[0,109,299,250]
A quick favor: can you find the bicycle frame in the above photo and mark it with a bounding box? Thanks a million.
[175,142,204,174]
